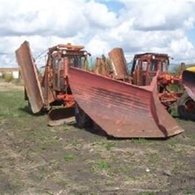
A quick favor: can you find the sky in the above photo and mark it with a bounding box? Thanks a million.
[0,0,195,67]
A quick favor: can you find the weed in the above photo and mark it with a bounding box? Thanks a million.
[64,153,75,161]
[96,160,110,170]
[105,142,116,150]
[92,160,110,173]
[3,73,13,82]
[94,140,116,150]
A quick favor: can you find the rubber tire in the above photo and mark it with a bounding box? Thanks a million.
[177,92,195,121]
[27,101,32,111]
[75,104,93,128]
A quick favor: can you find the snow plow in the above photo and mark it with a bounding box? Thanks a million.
[16,41,184,138]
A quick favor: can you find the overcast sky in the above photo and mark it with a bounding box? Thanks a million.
[0,0,195,67]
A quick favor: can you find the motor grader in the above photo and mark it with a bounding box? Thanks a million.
[16,41,194,138]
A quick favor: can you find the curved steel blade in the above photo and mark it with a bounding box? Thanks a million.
[68,67,183,138]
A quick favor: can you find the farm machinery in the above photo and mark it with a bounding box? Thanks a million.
[16,41,90,126]
[178,66,195,121]
[16,41,195,138]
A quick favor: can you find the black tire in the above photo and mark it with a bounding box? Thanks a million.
[177,92,195,121]
[24,89,33,114]
[27,101,33,113]
[75,104,93,128]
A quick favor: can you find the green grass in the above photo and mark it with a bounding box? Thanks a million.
[0,86,195,194]
[91,159,110,173]
[96,160,110,170]
[103,142,116,150]
[64,153,75,161]
[131,138,149,145]
[95,140,116,151]
[0,90,27,118]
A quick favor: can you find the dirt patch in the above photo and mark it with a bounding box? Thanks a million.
[0,82,195,194]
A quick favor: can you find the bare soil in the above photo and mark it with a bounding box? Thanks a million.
[0,81,194,194]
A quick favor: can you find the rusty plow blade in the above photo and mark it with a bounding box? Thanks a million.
[16,41,44,113]
[68,67,184,138]
[182,70,195,101]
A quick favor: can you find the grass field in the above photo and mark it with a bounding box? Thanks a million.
[0,82,195,194]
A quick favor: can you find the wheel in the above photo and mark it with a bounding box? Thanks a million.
[24,89,33,113]
[75,104,93,128]
[177,92,195,121]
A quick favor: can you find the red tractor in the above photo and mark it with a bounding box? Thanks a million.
[130,53,195,119]
[16,41,90,126]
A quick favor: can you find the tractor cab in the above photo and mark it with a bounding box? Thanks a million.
[131,53,169,86]
[45,44,90,92]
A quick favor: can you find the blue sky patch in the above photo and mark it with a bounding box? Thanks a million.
[97,0,125,12]
[187,28,195,45]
